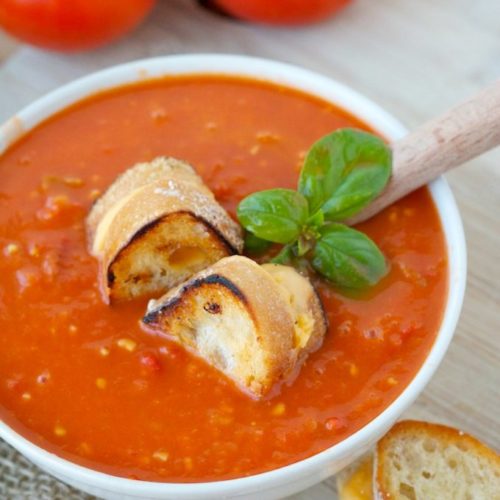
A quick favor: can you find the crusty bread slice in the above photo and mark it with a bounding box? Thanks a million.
[143,256,327,398]
[86,157,243,303]
[376,420,500,500]
[337,421,500,500]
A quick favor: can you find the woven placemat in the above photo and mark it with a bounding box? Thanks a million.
[0,438,94,500]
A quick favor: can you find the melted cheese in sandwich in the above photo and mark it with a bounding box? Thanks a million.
[261,263,315,349]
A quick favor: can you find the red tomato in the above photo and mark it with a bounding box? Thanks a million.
[211,0,352,25]
[0,0,156,52]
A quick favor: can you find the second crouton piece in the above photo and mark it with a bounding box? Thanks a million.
[86,157,243,303]
[143,255,327,399]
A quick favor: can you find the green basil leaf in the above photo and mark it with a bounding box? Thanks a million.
[298,128,391,220]
[237,189,309,244]
[320,164,390,221]
[244,232,272,254]
[306,209,324,229]
[312,223,387,288]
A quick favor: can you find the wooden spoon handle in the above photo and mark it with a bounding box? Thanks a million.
[349,80,500,224]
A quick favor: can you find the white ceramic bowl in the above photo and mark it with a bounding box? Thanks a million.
[0,55,466,500]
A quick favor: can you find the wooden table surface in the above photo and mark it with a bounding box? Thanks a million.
[0,0,499,498]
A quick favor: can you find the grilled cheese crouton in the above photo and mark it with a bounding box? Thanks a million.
[336,421,500,500]
[86,157,243,303]
[143,256,327,398]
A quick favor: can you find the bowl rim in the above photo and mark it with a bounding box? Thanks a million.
[0,54,467,497]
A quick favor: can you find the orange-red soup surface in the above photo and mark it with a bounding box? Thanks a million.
[0,76,447,482]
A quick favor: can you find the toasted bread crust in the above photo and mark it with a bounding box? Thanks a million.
[376,420,500,500]
[87,157,202,241]
[144,256,327,398]
[86,157,243,302]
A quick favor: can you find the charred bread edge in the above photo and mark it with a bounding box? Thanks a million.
[143,273,248,324]
[106,210,241,287]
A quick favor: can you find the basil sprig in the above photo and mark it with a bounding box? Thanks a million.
[237,128,392,289]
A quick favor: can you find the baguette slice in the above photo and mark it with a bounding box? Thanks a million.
[337,421,500,500]
[86,157,243,303]
[375,420,500,500]
[143,256,327,398]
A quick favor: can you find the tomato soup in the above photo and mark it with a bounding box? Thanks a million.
[0,76,447,482]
